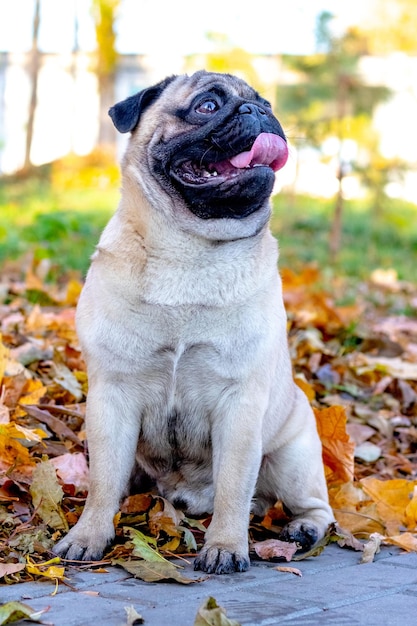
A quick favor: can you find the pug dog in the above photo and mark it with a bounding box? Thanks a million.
[54,70,334,574]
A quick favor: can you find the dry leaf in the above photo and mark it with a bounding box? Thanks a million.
[252,539,298,562]
[314,406,355,484]
[360,477,417,536]
[113,558,197,585]
[51,452,89,492]
[124,527,167,561]
[30,459,68,530]
[0,601,49,625]
[194,597,241,626]
[0,563,26,579]
[275,566,303,576]
[360,533,384,564]
[382,533,417,552]
[124,605,144,626]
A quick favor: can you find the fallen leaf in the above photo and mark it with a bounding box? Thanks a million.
[50,361,83,401]
[18,379,47,406]
[113,558,198,585]
[0,423,35,470]
[0,563,26,579]
[354,442,382,463]
[124,605,144,626]
[0,335,9,382]
[252,539,298,562]
[360,477,417,536]
[314,406,355,484]
[329,481,385,536]
[275,566,303,576]
[25,404,83,446]
[360,533,384,564]
[50,452,89,492]
[0,601,49,625]
[383,532,417,552]
[30,459,68,530]
[194,597,241,626]
[349,354,417,381]
[25,556,65,584]
[124,527,167,561]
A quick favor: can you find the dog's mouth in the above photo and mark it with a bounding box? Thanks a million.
[172,133,288,186]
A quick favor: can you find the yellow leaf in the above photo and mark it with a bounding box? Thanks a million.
[328,482,383,536]
[0,424,35,468]
[383,532,417,552]
[26,556,65,582]
[19,379,47,406]
[405,486,417,531]
[314,406,355,485]
[360,477,417,536]
[0,334,9,384]
[30,459,68,530]
[0,601,48,624]
[62,279,83,306]
[12,423,48,442]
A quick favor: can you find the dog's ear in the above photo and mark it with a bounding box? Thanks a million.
[108,75,177,133]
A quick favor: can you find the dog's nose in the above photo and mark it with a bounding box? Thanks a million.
[238,103,266,116]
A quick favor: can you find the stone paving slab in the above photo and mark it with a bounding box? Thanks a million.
[1,545,417,625]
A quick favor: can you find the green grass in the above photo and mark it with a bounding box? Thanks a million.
[271,193,417,282]
[0,173,117,278]
[1,170,416,282]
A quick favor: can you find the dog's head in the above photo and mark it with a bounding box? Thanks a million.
[109,71,288,240]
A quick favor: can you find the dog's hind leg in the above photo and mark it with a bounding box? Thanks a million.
[256,387,334,550]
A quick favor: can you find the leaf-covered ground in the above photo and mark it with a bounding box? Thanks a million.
[1,263,417,585]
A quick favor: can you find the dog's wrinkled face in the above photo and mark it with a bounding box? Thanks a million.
[109,71,288,234]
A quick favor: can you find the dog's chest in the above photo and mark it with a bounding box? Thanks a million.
[136,342,221,476]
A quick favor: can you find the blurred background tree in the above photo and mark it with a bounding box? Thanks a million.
[276,12,391,261]
[92,0,120,151]
[363,0,417,55]
[24,0,41,171]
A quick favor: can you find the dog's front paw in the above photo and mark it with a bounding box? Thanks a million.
[278,520,319,551]
[194,546,250,574]
[53,523,114,561]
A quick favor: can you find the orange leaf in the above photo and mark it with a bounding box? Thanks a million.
[314,406,355,485]
[294,376,315,401]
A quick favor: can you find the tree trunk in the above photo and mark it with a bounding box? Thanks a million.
[24,0,41,170]
[98,74,116,148]
[329,165,344,263]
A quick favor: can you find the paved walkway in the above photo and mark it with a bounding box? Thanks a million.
[2,544,417,625]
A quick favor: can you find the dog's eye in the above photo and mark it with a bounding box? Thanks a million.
[195,100,219,114]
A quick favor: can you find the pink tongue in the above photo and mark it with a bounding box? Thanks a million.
[229,133,288,171]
